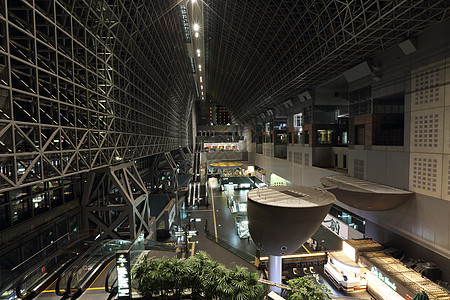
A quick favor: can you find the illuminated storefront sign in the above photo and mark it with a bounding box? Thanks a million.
[371,266,397,291]
[116,250,132,298]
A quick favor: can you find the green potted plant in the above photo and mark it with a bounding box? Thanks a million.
[287,276,331,300]
[132,251,265,300]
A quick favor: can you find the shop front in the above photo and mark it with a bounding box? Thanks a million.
[341,239,450,300]
[324,251,367,293]
[360,252,450,300]
[322,213,364,240]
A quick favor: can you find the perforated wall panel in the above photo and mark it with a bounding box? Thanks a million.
[444,155,450,201]
[411,60,446,110]
[445,107,450,154]
[410,108,444,153]
[294,152,302,165]
[409,153,442,198]
[304,153,310,166]
[354,159,365,179]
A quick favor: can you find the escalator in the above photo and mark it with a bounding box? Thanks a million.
[54,240,131,298]
[13,239,130,300]
[14,237,177,299]
[12,236,92,299]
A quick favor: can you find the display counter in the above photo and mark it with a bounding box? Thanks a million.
[324,251,367,293]
[359,252,450,300]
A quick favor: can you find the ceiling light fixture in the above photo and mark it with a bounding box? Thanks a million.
[193,23,200,32]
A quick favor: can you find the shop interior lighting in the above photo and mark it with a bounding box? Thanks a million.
[260,252,326,261]
[195,32,199,38]
[193,23,200,31]
[197,49,201,57]
[342,241,357,262]
[200,76,203,82]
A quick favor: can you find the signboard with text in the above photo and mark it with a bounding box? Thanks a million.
[321,214,364,240]
[116,250,132,299]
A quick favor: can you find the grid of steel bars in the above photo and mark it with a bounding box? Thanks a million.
[0,0,195,191]
[204,0,449,123]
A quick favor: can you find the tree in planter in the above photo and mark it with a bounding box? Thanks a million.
[186,250,218,297]
[133,256,159,298]
[132,251,265,300]
[287,276,331,300]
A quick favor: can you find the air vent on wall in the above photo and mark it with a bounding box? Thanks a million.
[283,99,293,108]
[343,61,372,83]
[298,91,312,102]
[398,39,417,55]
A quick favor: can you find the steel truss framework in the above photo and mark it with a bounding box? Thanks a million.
[204,0,449,123]
[82,161,151,241]
[142,149,191,193]
[0,0,195,192]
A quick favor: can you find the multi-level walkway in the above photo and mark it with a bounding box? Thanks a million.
[25,174,371,300]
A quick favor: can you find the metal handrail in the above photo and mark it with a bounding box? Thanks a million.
[55,239,110,296]
[15,254,78,299]
[14,234,92,299]
[12,233,70,272]
[104,263,117,293]
[205,232,256,263]
[64,240,128,297]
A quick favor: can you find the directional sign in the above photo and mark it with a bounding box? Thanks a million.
[116,250,132,299]
[175,230,198,237]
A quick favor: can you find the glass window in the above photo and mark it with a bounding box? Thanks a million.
[57,220,68,237]
[0,203,10,230]
[11,198,31,224]
[75,178,83,198]
[0,249,19,284]
[317,130,334,144]
[0,192,7,204]
[49,180,60,188]
[293,113,302,128]
[23,236,39,262]
[304,131,310,144]
[342,132,348,144]
[9,187,28,201]
[31,182,45,194]
[296,129,302,143]
[63,184,74,202]
[49,188,63,208]
[32,192,49,216]
[42,228,54,248]
[69,216,78,238]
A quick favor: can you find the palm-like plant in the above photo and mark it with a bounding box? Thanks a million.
[132,252,265,300]
[168,257,187,297]
[287,276,331,300]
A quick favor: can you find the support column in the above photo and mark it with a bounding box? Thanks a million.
[269,255,282,294]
